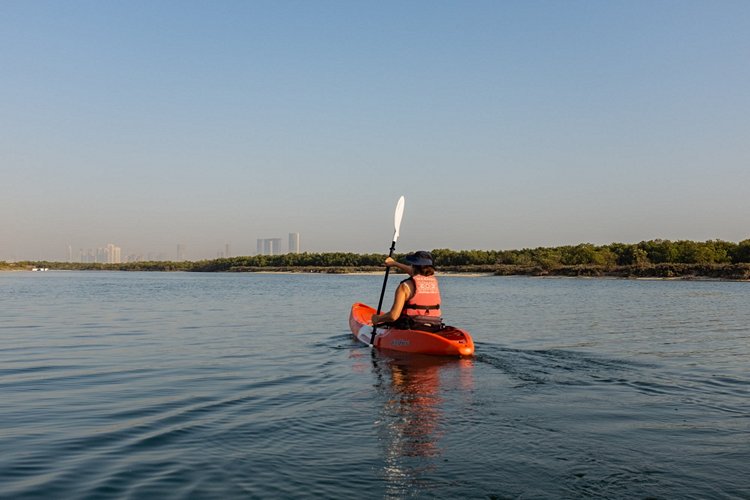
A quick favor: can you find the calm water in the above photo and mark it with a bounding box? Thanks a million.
[1,272,748,499]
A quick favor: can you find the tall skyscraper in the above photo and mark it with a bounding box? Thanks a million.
[288,233,300,254]
[177,244,186,262]
[265,238,281,255]
[105,243,122,264]
[257,238,282,255]
[225,243,231,258]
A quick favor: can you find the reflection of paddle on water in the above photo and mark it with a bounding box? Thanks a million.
[368,351,475,495]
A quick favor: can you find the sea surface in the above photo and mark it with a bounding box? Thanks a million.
[1,271,748,499]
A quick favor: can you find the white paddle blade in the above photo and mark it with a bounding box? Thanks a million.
[393,195,405,242]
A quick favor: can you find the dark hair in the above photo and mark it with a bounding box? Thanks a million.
[413,265,435,276]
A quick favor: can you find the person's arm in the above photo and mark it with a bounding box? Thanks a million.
[371,281,410,325]
[384,256,415,276]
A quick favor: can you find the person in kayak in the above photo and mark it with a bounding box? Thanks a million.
[371,251,444,331]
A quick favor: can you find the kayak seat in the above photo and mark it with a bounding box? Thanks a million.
[392,316,445,333]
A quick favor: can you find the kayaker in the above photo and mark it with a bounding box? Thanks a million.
[371,251,443,331]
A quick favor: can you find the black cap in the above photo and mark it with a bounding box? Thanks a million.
[404,251,434,266]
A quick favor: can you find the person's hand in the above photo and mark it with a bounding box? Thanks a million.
[384,257,396,267]
[371,314,380,325]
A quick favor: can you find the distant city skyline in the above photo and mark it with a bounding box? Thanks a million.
[6,233,303,262]
[76,243,122,264]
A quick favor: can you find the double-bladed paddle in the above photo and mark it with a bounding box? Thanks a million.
[370,195,405,347]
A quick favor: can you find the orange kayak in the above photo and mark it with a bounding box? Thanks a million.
[349,302,475,357]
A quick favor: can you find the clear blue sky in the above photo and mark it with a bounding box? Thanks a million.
[2,1,749,261]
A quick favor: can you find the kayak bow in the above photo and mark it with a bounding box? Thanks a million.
[349,302,474,357]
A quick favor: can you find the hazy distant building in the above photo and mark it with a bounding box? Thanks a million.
[267,238,281,255]
[225,243,230,258]
[105,243,122,264]
[289,233,300,254]
[77,245,120,263]
[177,244,187,261]
[79,248,91,263]
[257,238,282,256]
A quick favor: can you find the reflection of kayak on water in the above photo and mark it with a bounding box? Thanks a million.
[360,346,475,480]
[349,302,475,357]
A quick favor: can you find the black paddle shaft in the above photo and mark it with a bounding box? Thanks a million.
[375,240,397,315]
[370,240,397,345]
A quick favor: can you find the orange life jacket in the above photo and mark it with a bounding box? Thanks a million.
[401,275,441,318]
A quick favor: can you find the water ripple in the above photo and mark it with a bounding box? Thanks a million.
[1,272,748,498]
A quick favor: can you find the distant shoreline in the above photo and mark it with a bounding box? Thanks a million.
[3,263,749,281]
[487,263,750,281]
